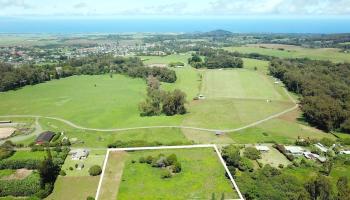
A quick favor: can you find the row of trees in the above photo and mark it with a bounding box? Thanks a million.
[0,55,177,92]
[188,49,243,69]
[139,76,186,116]
[269,59,350,133]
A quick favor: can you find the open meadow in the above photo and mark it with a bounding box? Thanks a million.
[98,148,239,200]
[224,44,350,63]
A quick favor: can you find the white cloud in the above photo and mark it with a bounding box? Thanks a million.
[0,0,349,17]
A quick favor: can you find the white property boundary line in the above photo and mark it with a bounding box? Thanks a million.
[95,144,244,200]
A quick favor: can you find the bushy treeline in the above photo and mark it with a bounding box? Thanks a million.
[188,48,243,69]
[222,145,350,200]
[269,59,350,133]
[0,55,177,92]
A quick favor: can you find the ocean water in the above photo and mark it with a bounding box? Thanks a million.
[0,18,350,34]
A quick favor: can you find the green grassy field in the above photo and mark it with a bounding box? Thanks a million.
[5,151,46,161]
[104,148,238,199]
[224,44,350,63]
[46,176,99,200]
[0,75,184,128]
[139,53,191,66]
[242,58,270,72]
[201,69,287,101]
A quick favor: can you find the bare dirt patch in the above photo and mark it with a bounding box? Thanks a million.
[99,151,128,200]
[1,169,32,180]
[0,127,16,139]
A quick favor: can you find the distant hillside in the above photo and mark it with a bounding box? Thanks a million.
[202,30,233,37]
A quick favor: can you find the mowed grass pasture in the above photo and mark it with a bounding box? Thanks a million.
[99,148,239,200]
[224,44,350,63]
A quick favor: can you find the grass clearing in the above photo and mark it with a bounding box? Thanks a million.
[183,99,293,129]
[224,44,350,63]
[242,58,269,73]
[101,148,238,199]
[201,69,288,101]
[139,54,191,66]
[257,144,291,168]
[5,151,46,161]
[229,109,336,144]
[46,176,99,200]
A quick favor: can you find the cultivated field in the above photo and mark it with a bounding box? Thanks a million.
[98,148,239,200]
[224,44,350,63]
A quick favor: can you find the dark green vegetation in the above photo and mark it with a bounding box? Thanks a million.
[188,49,243,69]
[270,59,350,133]
[138,153,182,178]
[88,165,102,176]
[222,145,350,200]
[0,56,176,92]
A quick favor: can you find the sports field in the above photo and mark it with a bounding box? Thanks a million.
[224,44,350,63]
[98,148,239,200]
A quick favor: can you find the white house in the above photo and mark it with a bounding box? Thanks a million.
[285,146,304,156]
[70,149,89,160]
[255,145,270,152]
[339,150,350,155]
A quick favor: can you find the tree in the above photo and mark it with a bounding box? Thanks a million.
[89,165,102,176]
[305,175,333,200]
[222,145,241,167]
[337,176,350,200]
[172,161,182,173]
[162,89,187,116]
[244,147,261,160]
[38,150,60,188]
[166,154,178,165]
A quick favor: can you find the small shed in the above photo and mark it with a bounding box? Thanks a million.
[339,150,350,155]
[255,145,270,152]
[35,131,55,145]
[314,143,328,153]
[215,131,224,136]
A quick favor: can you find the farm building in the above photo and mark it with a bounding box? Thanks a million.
[35,131,55,145]
[70,149,89,160]
[339,150,350,155]
[285,146,304,156]
[303,152,326,163]
[255,145,270,152]
[0,128,16,139]
[314,143,328,153]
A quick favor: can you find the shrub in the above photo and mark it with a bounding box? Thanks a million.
[244,147,261,160]
[87,196,95,200]
[160,169,172,179]
[278,164,284,169]
[146,156,154,164]
[59,170,66,176]
[69,167,73,171]
[89,165,102,176]
[166,154,178,165]
[139,157,146,163]
[172,161,182,173]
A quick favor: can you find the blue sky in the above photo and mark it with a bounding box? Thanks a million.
[0,0,350,18]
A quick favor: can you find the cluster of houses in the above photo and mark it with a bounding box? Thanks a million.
[255,142,350,163]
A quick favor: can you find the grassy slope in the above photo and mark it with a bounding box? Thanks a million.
[224,44,350,63]
[5,151,46,161]
[46,176,99,200]
[116,148,238,199]
[201,69,287,101]
[0,75,184,128]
